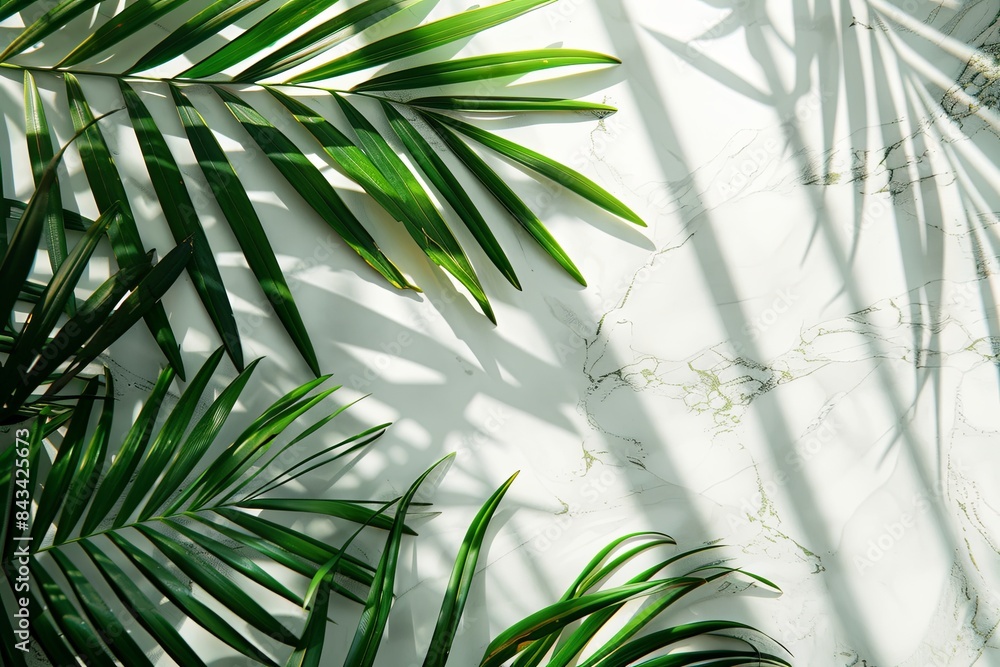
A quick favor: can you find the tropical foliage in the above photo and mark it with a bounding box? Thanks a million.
[0,0,644,376]
[0,352,396,666]
[0,121,191,425]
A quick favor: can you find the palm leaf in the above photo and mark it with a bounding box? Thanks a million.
[4,357,417,663]
[288,0,555,83]
[353,49,621,92]
[170,84,320,375]
[64,73,186,379]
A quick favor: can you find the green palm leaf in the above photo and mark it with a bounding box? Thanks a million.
[170,84,320,375]
[288,0,555,83]
[353,49,620,92]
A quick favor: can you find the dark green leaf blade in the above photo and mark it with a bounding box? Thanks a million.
[0,207,114,404]
[32,562,117,666]
[409,96,618,114]
[55,368,114,541]
[58,0,194,67]
[288,0,555,83]
[139,357,261,520]
[382,102,519,289]
[135,524,298,644]
[237,497,409,533]
[108,532,278,665]
[354,49,620,91]
[23,71,67,276]
[479,580,677,667]
[130,0,270,72]
[162,517,304,604]
[170,84,320,376]
[82,364,175,534]
[238,0,428,82]
[45,235,194,397]
[422,472,517,667]
[334,94,494,321]
[345,453,454,667]
[120,80,244,370]
[114,347,224,526]
[283,579,329,667]
[81,539,209,667]
[14,255,154,405]
[31,376,100,541]
[427,111,645,225]
[64,73,186,379]
[421,113,586,285]
[180,0,343,78]
[0,0,103,61]
[215,87,413,290]
[49,549,155,667]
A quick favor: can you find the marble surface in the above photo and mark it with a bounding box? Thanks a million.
[42,1,1000,665]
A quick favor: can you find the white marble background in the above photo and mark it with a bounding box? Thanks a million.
[23,0,1000,665]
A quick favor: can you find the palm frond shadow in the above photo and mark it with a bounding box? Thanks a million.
[620,0,1000,662]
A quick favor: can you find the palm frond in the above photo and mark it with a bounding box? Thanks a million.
[0,122,192,424]
[0,0,641,371]
[0,353,402,663]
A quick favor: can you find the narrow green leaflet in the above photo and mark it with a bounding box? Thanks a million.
[14,256,154,408]
[23,71,67,276]
[354,49,620,91]
[49,550,154,667]
[237,497,409,533]
[603,650,791,667]
[108,533,278,665]
[284,580,329,667]
[344,454,454,667]
[588,621,776,667]
[135,524,298,644]
[32,562,116,665]
[426,111,646,225]
[183,385,340,508]
[0,209,113,402]
[480,580,677,667]
[267,87,411,221]
[81,539,209,667]
[334,93,494,321]
[210,508,376,588]
[121,80,243,370]
[115,347,225,526]
[215,87,413,290]
[162,517,304,604]
[181,0,344,78]
[289,0,555,83]
[422,472,518,667]
[54,369,114,541]
[138,358,262,521]
[409,96,618,114]
[0,106,98,328]
[64,73,186,379]
[81,365,176,533]
[45,235,194,396]
[58,0,194,66]
[31,377,99,541]
[421,113,586,285]
[382,102,519,289]
[130,0,271,72]
[0,0,34,22]
[170,84,320,375]
[0,0,103,61]
[238,0,428,82]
